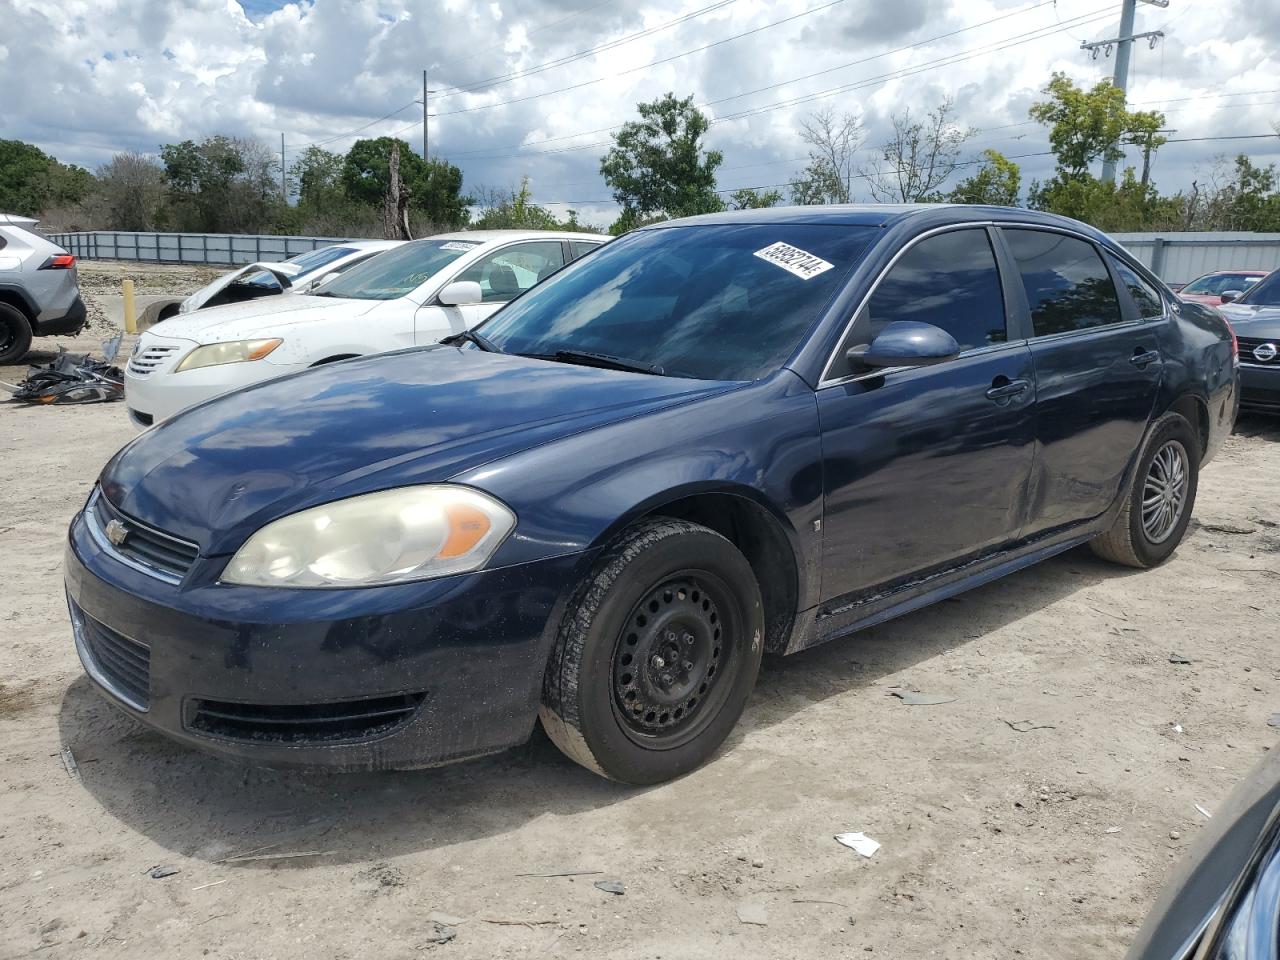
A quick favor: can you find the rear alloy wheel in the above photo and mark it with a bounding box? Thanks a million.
[0,302,34,365]
[541,518,764,784]
[1090,413,1200,568]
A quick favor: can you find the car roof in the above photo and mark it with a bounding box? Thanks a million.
[0,213,39,227]
[1200,269,1268,276]
[425,229,605,243]
[647,203,1112,241]
[338,239,404,251]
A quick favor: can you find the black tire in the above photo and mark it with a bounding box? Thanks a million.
[1090,413,1200,568]
[540,518,764,784]
[0,302,34,364]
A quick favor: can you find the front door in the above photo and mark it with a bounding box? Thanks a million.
[997,228,1164,537]
[817,226,1037,608]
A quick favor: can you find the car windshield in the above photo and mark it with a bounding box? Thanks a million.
[1234,271,1280,305]
[1183,273,1262,296]
[239,246,358,288]
[317,238,482,301]
[477,224,879,380]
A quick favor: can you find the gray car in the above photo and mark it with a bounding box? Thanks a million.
[1220,269,1280,414]
[0,214,87,363]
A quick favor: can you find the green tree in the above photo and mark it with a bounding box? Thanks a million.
[92,152,167,230]
[0,140,95,216]
[790,159,848,205]
[948,150,1022,206]
[1029,73,1166,181]
[599,93,724,233]
[341,138,469,228]
[290,146,345,207]
[729,187,783,209]
[474,177,562,229]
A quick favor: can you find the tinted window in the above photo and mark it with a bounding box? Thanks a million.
[863,229,1007,353]
[317,238,481,301]
[1109,256,1164,318]
[569,239,603,260]
[1004,230,1122,336]
[1236,270,1280,306]
[456,241,565,303]
[480,224,879,381]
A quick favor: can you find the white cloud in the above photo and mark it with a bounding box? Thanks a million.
[4,0,1279,224]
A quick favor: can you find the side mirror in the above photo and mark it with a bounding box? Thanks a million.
[1219,289,1243,304]
[437,280,483,307]
[848,321,962,369]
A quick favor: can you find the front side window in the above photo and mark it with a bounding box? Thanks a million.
[316,238,481,301]
[455,241,566,303]
[479,224,879,381]
[859,228,1008,356]
[1004,230,1123,336]
[1109,256,1165,319]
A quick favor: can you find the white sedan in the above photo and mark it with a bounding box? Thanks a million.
[124,230,605,427]
[139,239,404,326]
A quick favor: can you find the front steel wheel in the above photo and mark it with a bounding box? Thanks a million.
[541,519,763,784]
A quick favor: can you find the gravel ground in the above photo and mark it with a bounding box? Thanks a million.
[1,262,1277,959]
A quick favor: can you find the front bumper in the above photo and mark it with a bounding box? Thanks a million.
[34,295,87,336]
[124,350,304,427]
[1239,363,1280,413]
[64,508,589,770]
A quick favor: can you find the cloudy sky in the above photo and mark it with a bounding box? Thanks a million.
[5,0,1279,225]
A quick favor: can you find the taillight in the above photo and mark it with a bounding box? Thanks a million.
[39,254,76,270]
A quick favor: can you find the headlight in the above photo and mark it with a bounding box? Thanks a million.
[174,338,282,373]
[221,485,516,588]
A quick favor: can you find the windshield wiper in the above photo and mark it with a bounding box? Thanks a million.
[440,329,503,353]
[530,349,665,376]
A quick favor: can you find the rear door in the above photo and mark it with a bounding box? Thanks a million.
[997,227,1164,537]
[817,226,1037,607]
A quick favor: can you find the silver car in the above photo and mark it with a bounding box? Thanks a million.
[0,214,86,363]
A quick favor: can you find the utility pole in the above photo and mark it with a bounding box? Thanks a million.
[280,132,287,202]
[1139,128,1176,189]
[423,70,429,161]
[1080,0,1168,184]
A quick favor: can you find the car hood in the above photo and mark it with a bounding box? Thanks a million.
[185,261,302,311]
[147,294,378,343]
[1219,303,1280,339]
[101,346,737,554]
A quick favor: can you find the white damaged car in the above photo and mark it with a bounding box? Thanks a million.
[123,230,605,426]
[138,239,405,326]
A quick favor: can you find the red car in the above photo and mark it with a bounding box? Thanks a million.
[1177,269,1268,306]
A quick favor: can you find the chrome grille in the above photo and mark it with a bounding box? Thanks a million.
[1239,337,1279,366]
[126,343,182,377]
[87,489,199,582]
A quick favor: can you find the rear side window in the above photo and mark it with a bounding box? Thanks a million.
[863,228,1008,353]
[1109,256,1164,318]
[1004,230,1123,336]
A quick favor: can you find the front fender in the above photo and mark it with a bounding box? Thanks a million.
[454,371,826,610]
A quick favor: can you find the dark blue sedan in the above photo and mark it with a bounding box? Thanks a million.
[65,206,1238,784]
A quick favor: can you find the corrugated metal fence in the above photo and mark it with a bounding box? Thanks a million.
[45,231,350,266]
[1112,232,1280,285]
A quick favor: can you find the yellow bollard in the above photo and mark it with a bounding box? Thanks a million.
[122,279,138,334]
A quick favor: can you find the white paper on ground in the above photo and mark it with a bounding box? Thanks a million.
[834,832,881,858]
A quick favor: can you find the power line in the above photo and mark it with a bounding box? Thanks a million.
[445,2,1096,161]
[431,0,740,99]
[297,100,420,149]
[432,0,849,117]
[454,7,1115,162]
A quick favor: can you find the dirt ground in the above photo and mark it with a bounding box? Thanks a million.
[1,262,1277,960]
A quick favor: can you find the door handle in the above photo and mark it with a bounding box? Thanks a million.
[1130,349,1161,367]
[986,377,1030,401]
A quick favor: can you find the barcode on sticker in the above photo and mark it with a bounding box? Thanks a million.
[753,241,834,280]
[440,241,480,252]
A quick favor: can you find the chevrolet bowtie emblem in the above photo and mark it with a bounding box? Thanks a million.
[104,518,129,547]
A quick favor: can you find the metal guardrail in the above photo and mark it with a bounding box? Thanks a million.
[45,231,352,266]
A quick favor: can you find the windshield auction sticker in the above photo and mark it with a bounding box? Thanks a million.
[753,241,835,280]
[440,241,481,252]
